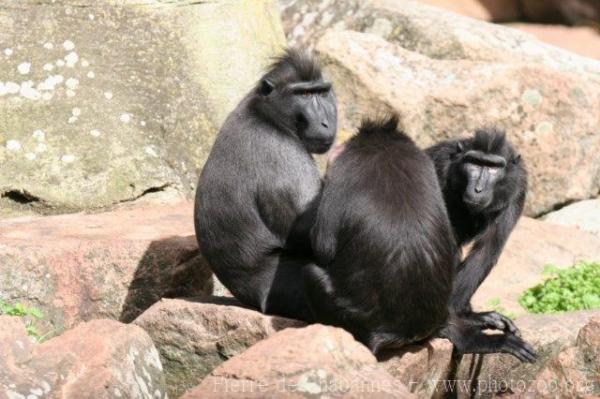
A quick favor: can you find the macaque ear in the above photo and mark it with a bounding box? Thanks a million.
[259,79,274,96]
[512,154,521,164]
[456,141,464,153]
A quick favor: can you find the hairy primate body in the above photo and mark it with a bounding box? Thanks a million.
[194,49,337,321]
[427,130,528,331]
[305,117,536,362]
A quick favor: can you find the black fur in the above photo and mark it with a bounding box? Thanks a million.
[306,115,455,353]
[194,48,336,321]
[427,129,527,324]
[261,48,323,85]
[306,118,536,362]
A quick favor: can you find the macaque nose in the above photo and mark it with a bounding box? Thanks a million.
[475,186,483,193]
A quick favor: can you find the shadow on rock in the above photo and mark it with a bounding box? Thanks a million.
[119,235,213,323]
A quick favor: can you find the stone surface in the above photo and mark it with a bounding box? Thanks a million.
[0,0,285,217]
[0,318,167,398]
[510,24,600,60]
[281,0,600,215]
[134,297,305,399]
[281,0,600,67]
[543,198,600,234]
[522,317,600,398]
[379,339,454,398]
[0,202,212,336]
[455,311,600,398]
[472,217,600,316]
[183,324,415,398]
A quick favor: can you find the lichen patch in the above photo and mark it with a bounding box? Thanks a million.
[65,77,79,90]
[20,81,41,100]
[17,62,31,75]
[64,51,79,68]
[61,154,76,163]
[6,140,21,151]
[63,40,75,51]
[32,130,45,140]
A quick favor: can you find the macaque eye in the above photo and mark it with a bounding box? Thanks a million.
[301,91,312,97]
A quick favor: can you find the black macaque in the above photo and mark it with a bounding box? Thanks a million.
[194,49,337,321]
[305,116,536,362]
[427,130,528,333]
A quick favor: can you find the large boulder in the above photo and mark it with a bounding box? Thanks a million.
[0,317,167,398]
[472,217,600,316]
[134,297,305,398]
[281,0,600,215]
[183,324,415,398]
[0,0,285,217]
[543,198,600,234]
[0,202,212,336]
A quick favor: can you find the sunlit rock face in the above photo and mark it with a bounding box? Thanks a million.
[0,0,285,217]
[280,0,600,216]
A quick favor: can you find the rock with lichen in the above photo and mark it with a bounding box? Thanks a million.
[280,0,600,215]
[0,0,284,217]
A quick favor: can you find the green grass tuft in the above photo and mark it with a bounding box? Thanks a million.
[0,300,46,341]
[519,261,600,314]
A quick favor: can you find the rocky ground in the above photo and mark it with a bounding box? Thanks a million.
[1,0,600,398]
[1,201,599,398]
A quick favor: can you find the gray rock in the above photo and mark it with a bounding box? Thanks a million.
[281,0,600,215]
[0,0,285,217]
[543,199,600,234]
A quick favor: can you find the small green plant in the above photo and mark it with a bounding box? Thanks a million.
[0,300,45,341]
[519,261,600,314]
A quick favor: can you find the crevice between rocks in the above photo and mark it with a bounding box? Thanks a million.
[1,189,41,205]
[535,198,579,219]
[118,182,177,206]
[0,189,56,215]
